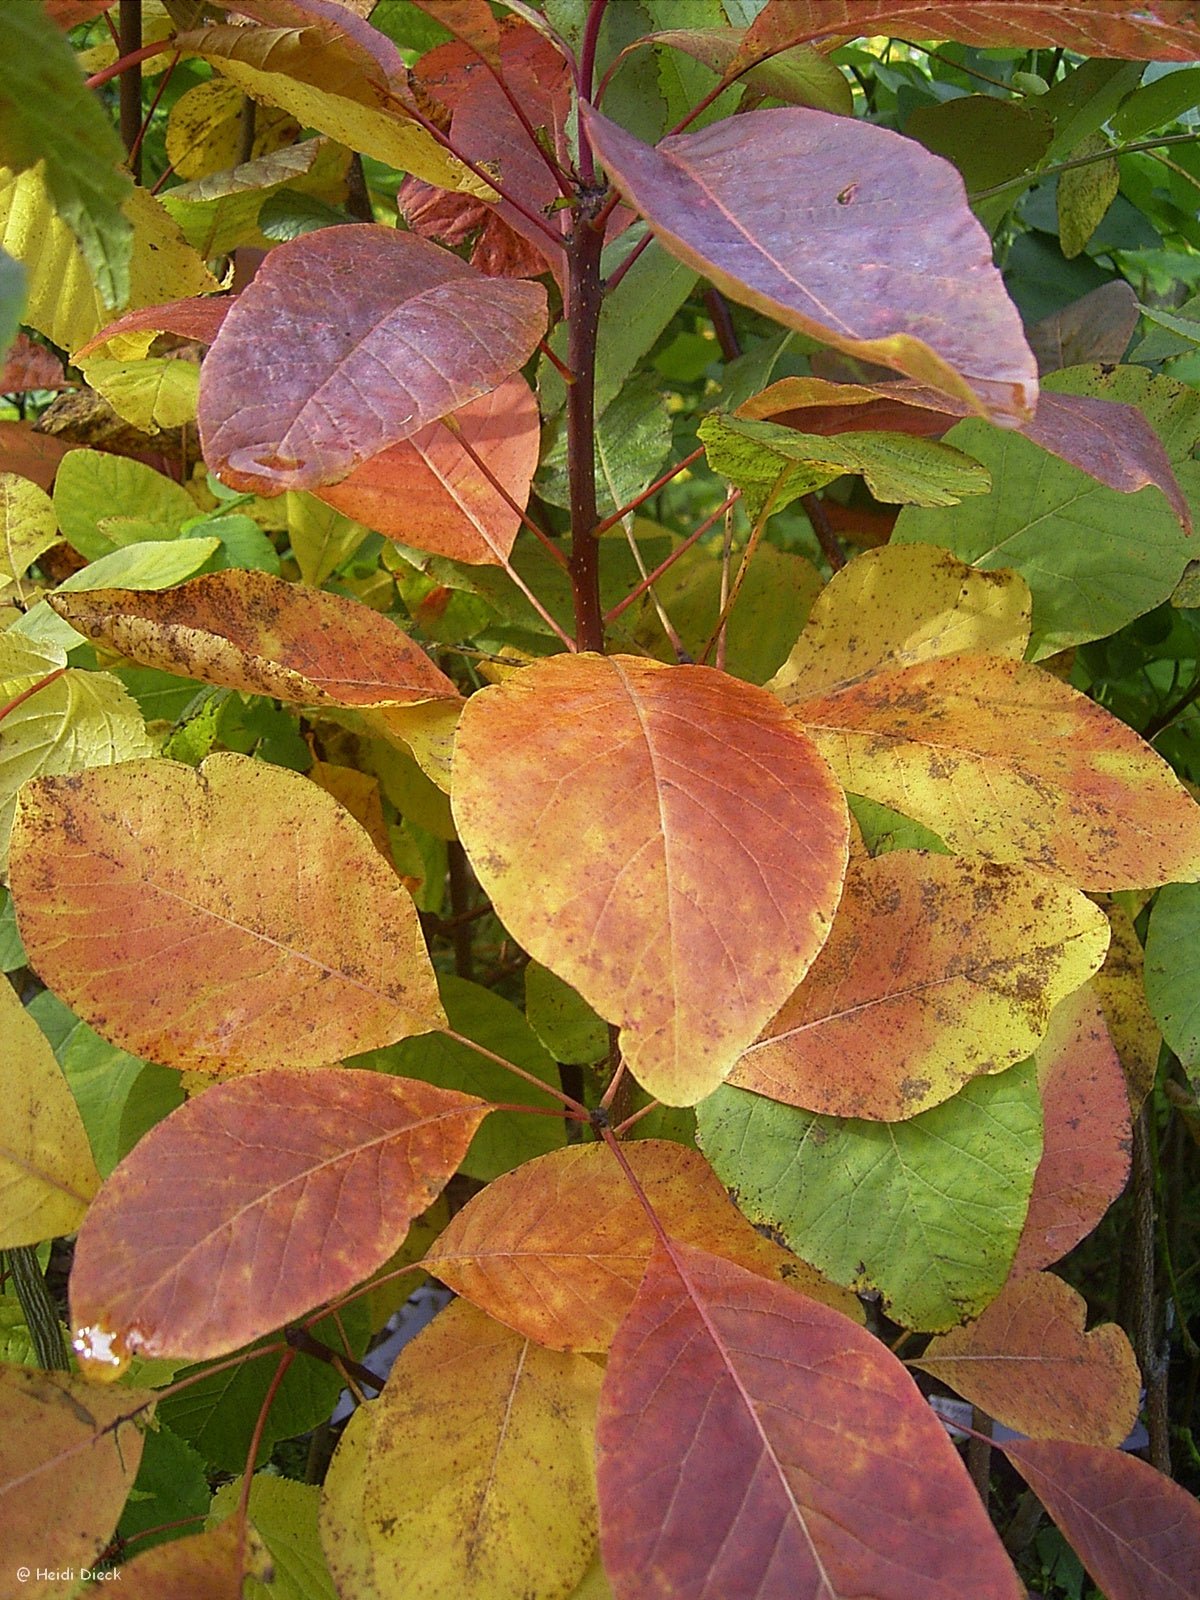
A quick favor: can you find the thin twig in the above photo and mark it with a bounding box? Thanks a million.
[438,416,567,568]
[604,490,740,626]
[0,668,67,726]
[440,1026,589,1113]
[800,491,846,571]
[594,445,706,535]
[971,130,1200,201]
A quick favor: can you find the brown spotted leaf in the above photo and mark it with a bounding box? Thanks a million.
[0,1367,150,1588]
[732,852,1108,1120]
[425,1140,861,1351]
[315,376,540,565]
[914,1272,1140,1447]
[49,570,460,708]
[198,225,547,494]
[1011,985,1132,1277]
[9,753,445,1072]
[452,654,849,1105]
[790,652,1200,890]
[597,1243,1025,1600]
[69,1069,488,1373]
[582,104,1036,423]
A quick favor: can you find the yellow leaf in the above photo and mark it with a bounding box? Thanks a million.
[77,356,200,434]
[769,543,1032,703]
[1092,895,1162,1110]
[165,77,300,182]
[0,473,57,597]
[367,697,461,793]
[0,981,99,1246]
[0,166,217,355]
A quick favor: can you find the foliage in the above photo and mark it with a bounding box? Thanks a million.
[5,2,1200,1597]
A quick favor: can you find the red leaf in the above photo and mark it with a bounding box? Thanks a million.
[315,375,540,564]
[74,296,233,361]
[1002,1438,1200,1600]
[198,225,547,494]
[597,1243,1024,1599]
[398,176,550,279]
[69,1069,489,1372]
[735,2,1200,63]
[0,333,74,393]
[1011,985,1132,1276]
[582,105,1036,424]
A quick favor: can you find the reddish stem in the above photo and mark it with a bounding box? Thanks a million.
[594,445,706,534]
[0,668,67,726]
[118,0,142,180]
[603,490,740,626]
[576,1,610,181]
[237,1349,295,1527]
[539,337,576,386]
[565,198,608,652]
[604,228,653,295]
[801,492,846,570]
[437,417,567,568]
[441,1026,589,1113]
[129,48,181,172]
[85,37,173,90]
[613,1100,661,1136]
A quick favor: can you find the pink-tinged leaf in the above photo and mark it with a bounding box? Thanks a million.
[398,175,551,280]
[1001,1438,1200,1600]
[413,0,501,63]
[48,569,460,707]
[9,754,445,1073]
[198,225,547,494]
[1029,282,1140,374]
[0,333,74,392]
[735,1,1200,64]
[69,1069,489,1373]
[791,652,1200,890]
[582,105,1037,424]
[597,1243,1025,1600]
[731,852,1108,1121]
[73,296,232,361]
[425,1141,861,1352]
[315,376,540,564]
[914,1272,1140,1448]
[452,655,849,1105]
[1011,985,1131,1276]
[0,1368,151,1582]
[0,423,70,492]
[742,376,1190,529]
[45,1,113,25]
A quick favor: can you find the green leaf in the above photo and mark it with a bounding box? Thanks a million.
[208,1476,336,1600]
[699,413,992,518]
[540,377,672,517]
[0,887,26,972]
[894,366,1199,658]
[183,514,282,575]
[525,961,610,1065]
[696,1063,1043,1331]
[1145,882,1200,1092]
[1112,67,1200,141]
[847,795,949,857]
[53,450,199,563]
[118,1426,211,1556]
[15,541,223,652]
[286,493,369,588]
[1057,134,1118,259]
[351,975,567,1182]
[0,4,132,307]
[0,247,24,362]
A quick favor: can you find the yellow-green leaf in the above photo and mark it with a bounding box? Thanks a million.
[0,473,57,599]
[77,356,200,435]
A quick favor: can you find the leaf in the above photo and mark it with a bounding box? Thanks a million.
[699,413,992,517]
[9,753,445,1072]
[1012,985,1132,1277]
[352,973,567,1182]
[359,1298,601,1600]
[316,376,541,565]
[15,541,223,653]
[789,652,1200,890]
[164,138,351,261]
[426,1140,861,1351]
[0,472,57,593]
[49,569,459,710]
[79,355,200,436]
[0,166,217,357]
[69,1068,488,1373]
[652,27,852,112]
[0,1367,150,1589]
[0,3,132,307]
[177,0,488,197]
[1058,133,1119,258]
[0,666,152,872]
[915,1272,1139,1447]
[893,367,1198,655]
[767,543,1031,704]
[118,1423,211,1558]
[117,1515,273,1599]
[320,1405,379,1600]
[1028,282,1140,374]
[597,1243,1024,1600]
[697,1063,1043,1329]
[581,104,1037,423]
[198,226,547,495]
[524,960,609,1065]
[75,295,232,361]
[165,78,301,184]
[1145,882,1200,1092]
[286,493,369,588]
[452,654,849,1104]
[733,1,1200,62]
[1093,898,1161,1109]
[1001,1438,1200,1600]
[0,981,99,1246]
[208,1475,336,1600]
[731,852,1109,1120]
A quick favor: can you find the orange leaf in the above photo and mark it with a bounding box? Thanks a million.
[1011,985,1131,1277]
[316,376,540,565]
[732,852,1108,1119]
[9,754,445,1072]
[0,1368,150,1584]
[914,1272,1140,1447]
[597,1243,1024,1600]
[49,569,460,708]
[792,652,1200,889]
[198,226,547,494]
[69,1069,489,1372]
[425,1141,861,1351]
[452,655,849,1104]
[1001,1438,1200,1600]
[117,1516,272,1599]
